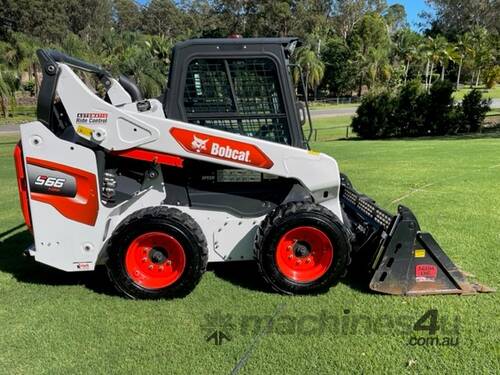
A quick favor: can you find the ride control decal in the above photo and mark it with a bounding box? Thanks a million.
[415,264,438,282]
[170,127,274,169]
[76,112,108,125]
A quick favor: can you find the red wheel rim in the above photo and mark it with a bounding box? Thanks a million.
[275,226,334,283]
[125,232,186,289]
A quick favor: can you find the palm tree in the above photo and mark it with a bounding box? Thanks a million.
[455,33,472,89]
[7,33,40,96]
[438,43,458,81]
[423,36,447,90]
[293,46,325,102]
[468,27,494,87]
[366,47,391,89]
[394,29,421,83]
[0,69,18,118]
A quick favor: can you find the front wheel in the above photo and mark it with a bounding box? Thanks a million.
[254,202,351,295]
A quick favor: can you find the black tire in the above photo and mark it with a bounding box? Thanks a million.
[254,201,351,295]
[106,207,208,299]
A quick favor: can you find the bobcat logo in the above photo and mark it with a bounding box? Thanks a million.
[191,135,209,153]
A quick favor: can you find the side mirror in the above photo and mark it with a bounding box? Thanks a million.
[297,101,306,126]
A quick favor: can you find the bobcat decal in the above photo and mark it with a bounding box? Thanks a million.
[191,135,208,153]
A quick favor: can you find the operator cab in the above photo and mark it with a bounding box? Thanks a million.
[164,38,308,149]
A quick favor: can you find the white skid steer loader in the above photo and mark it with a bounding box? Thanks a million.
[13,38,491,299]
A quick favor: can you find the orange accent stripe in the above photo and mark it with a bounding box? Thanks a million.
[26,157,99,226]
[13,143,33,232]
[112,148,184,168]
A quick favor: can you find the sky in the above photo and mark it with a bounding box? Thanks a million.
[136,0,435,31]
[388,0,435,30]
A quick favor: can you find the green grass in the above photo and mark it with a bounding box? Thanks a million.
[304,115,354,141]
[309,101,359,110]
[0,133,499,374]
[454,86,500,101]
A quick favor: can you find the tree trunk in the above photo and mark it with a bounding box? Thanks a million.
[304,72,309,103]
[456,58,463,90]
[470,71,475,88]
[424,58,429,89]
[475,69,481,87]
[1,96,8,118]
[33,63,40,96]
[404,60,410,83]
[441,64,445,81]
[428,62,434,89]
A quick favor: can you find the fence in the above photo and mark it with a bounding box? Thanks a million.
[308,125,354,142]
[310,96,362,106]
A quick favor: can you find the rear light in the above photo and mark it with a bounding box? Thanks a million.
[13,142,33,232]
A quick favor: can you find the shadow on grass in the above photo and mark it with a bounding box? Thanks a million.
[209,261,270,293]
[328,131,500,142]
[0,226,118,297]
[0,225,375,296]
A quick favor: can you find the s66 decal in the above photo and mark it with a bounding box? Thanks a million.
[28,165,77,197]
[170,128,274,169]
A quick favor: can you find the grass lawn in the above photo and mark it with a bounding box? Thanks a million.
[453,86,500,101]
[0,133,498,374]
[309,101,359,110]
[305,115,354,141]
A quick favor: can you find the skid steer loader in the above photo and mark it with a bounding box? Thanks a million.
[13,38,490,299]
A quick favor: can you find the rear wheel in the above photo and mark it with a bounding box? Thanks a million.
[255,202,351,295]
[107,207,207,299]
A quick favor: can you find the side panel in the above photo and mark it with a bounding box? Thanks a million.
[20,122,105,271]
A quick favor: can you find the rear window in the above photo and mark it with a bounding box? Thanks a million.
[183,57,290,144]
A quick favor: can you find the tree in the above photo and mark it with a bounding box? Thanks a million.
[394,28,421,83]
[455,33,472,89]
[142,0,190,38]
[113,0,143,33]
[320,36,357,95]
[383,3,407,34]
[349,12,391,95]
[331,0,388,40]
[0,69,18,118]
[466,27,495,87]
[293,46,325,102]
[423,35,448,89]
[423,0,500,36]
[3,33,41,95]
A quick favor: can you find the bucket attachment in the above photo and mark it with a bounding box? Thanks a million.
[340,175,493,296]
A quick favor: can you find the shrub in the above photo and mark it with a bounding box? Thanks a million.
[351,80,491,139]
[351,91,396,139]
[393,80,425,137]
[424,80,457,135]
[459,89,491,132]
[22,81,35,95]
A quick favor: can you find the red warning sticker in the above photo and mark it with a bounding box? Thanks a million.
[415,264,438,282]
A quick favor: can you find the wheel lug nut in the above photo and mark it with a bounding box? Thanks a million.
[287,246,292,251]
[306,258,311,264]
[142,257,148,263]
[296,260,302,265]
[148,265,154,270]
[166,260,172,265]
[288,254,293,259]
[158,266,164,271]
[134,271,140,276]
